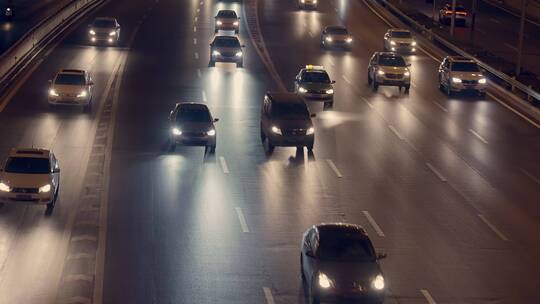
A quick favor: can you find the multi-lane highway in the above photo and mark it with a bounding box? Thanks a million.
[0,0,539,303]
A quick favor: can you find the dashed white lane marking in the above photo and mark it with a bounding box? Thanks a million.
[328,59,335,67]
[476,28,487,35]
[193,26,197,32]
[194,16,198,22]
[197,69,202,78]
[308,31,314,37]
[478,214,509,241]
[263,287,275,304]
[469,129,489,144]
[326,159,343,178]
[504,43,517,51]
[426,162,447,182]
[197,8,200,12]
[235,207,250,233]
[199,1,203,4]
[388,124,404,140]
[361,97,374,109]
[362,211,385,237]
[219,156,230,174]
[193,38,197,45]
[202,90,207,102]
[432,100,448,112]
[520,168,540,185]
[194,52,199,59]
[420,289,437,304]
[342,74,352,85]
[489,17,501,24]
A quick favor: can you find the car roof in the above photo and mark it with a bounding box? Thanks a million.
[267,92,305,105]
[176,102,210,111]
[376,51,401,58]
[389,28,410,33]
[94,17,117,22]
[447,56,476,63]
[58,69,86,75]
[217,9,237,14]
[314,223,369,239]
[8,148,51,159]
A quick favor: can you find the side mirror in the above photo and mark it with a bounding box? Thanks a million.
[53,168,60,173]
[310,113,316,118]
[376,252,387,260]
[213,118,219,122]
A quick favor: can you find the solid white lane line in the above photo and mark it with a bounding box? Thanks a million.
[520,168,540,185]
[202,90,207,102]
[432,101,448,112]
[478,214,509,241]
[420,289,437,304]
[469,129,489,144]
[219,156,230,174]
[326,159,343,178]
[193,38,197,45]
[235,207,250,233]
[197,69,202,78]
[193,26,197,32]
[362,211,385,237]
[342,74,352,85]
[361,97,374,109]
[263,287,275,304]
[426,162,447,182]
[504,43,517,51]
[194,52,199,59]
[388,125,404,140]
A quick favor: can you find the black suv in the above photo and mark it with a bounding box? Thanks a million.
[260,92,315,153]
[209,36,244,68]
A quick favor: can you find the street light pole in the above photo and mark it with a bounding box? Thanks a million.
[450,0,456,36]
[471,0,478,31]
[516,0,527,76]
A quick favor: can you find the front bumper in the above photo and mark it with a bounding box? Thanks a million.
[387,44,416,53]
[300,92,334,102]
[172,134,216,146]
[212,54,242,63]
[450,82,486,92]
[216,24,239,31]
[268,134,314,147]
[0,192,52,205]
[324,39,352,48]
[48,95,91,106]
[89,34,119,43]
[299,1,317,8]
[375,74,410,86]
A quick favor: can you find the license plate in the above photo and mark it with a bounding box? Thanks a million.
[16,194,32,199]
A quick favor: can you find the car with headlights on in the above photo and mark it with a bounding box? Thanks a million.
[301,223,387,304]
[367,52,411,92]
[48,69,94,111]
[214,10,240,33]
[0,148,60,211]
[438,56,486,97]
[88,17,120,45]
[298,0,317,9]
[439,3,467,26]
[295,65,335,108]
[169,102,219,153]
[209,35,244,68]
[260,92,315,153]
[321,26,353,50]
[383,28,417,53]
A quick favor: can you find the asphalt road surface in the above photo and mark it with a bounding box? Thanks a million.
[0,0,539,303]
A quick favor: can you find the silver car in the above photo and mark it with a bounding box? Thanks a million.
[48,69,94,111]
[438,56,487,97]
[298,0,317,9]
[209,36,244,68]
[88,17,120,45]
[383,29,417,53]
[169,103,219,153]
[321,26,353,50]
[214,10,239,34]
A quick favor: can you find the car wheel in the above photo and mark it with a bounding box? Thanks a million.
[446,81,453,96]
[209,60,215,67]
[438,75,444,90]
[207,145,216,154]
[324,101,333,109]
[214,28,218,33]
[260,127,266,142]
[479,91,486,98]
[405,85,410,93]
[367,72,372,85]
[307,144,313,152]
[47,185,59,210]
[308,283,320,304]
[235,30,239,34]
[237,61,243,68]
[372,80,379,91]
[169,143,176,152]
[265,137,274,154]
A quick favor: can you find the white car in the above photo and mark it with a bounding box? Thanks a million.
[438,56,487,97]
[88,17,121,44]
[48,69,94,111]
[0,148,60,210]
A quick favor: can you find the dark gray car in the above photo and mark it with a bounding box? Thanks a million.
[168,103,218,153]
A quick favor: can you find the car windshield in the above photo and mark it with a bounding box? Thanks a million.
[272,103,310,120]
[93,19,116,28]
[217,11,237,18]
[214,38,240,48]
[318,236,376,262]
[328,28,348,35]
[302,71,330,83]
[176,108,211,123]
[55,74,85,85]
[379,56,407,67]
[4,157,50,174]
[391,31,411,38]
[452,62,480,72]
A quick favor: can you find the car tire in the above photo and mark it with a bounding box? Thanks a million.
[265,137,274,154]
[47,185,59,210]
[308,283,320,304]
[235,30,239,34]
[214,28,218,33]
[307,144,313,152]
[438,75,444,90]
[324,101,333,109]
[446,81,453,96]
[479,91,486,98]
[367,72,372,85]
[207,145,216,154]
[372,80,379,91]
[237,61,243,68]
[209,60,215,67]
[260,127,266,142]
[405,85,410,93]
[169,143,176,152]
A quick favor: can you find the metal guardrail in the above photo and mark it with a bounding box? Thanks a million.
[0,0,100,87]
[371,0,540,104]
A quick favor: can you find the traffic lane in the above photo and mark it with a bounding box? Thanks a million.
[103,0,278,302]
[0,0,151,302]
[259,0,540,236]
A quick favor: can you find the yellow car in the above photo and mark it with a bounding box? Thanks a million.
[367,52,411,92]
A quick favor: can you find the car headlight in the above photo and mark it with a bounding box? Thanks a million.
[318,273,332,289]
[216,20,222,26]
[452,77,462,83]
[212,50,221,56]
[49,89,59,97]
[306,127,315,135]
[109,31,117,36]
[411,41,417,46]
[235,51,243,57]
[404,71,410,77]
[298,87,307,93]
[39,184,51,193]
[172,127,182,135]
[313,0,317,3]
[326,89,334,94]
[372,274,385,290]
[377,70,385,76]
[325,36,333,42]
[77,90,88,98]
[89,29,96,35]
[346,37,353,43]
[390,40,396,46]
[0,182,11,192]
[478,78,487,84]
[233,21,239,26]
[301,0,305,3]
[207,129,216,136]
[271,126,282,135]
